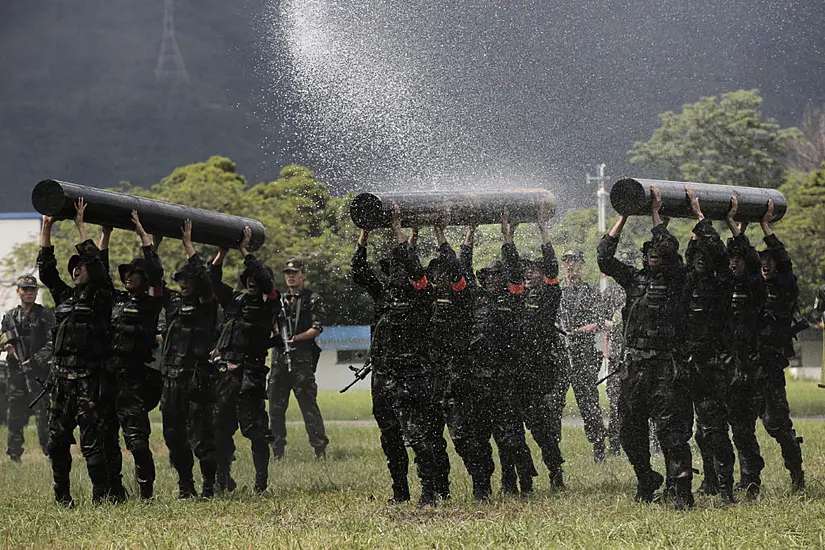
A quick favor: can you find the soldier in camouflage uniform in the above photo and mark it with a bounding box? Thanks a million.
[38,199,113,506]
[212,226,278,492]
[556,248,607,463]
[601,280,625,457]
[351,207,449,507]
[268,257,329,460]
[1,275,54,463]
[98,211,165,500]
[160,220,220,499]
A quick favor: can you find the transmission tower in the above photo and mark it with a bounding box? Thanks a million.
[155,0,189,85]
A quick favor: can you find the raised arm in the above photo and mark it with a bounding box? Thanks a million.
[209,247,235,307]
[651,185,664,228]
[351,229,384,300]
[37,216,71,301]
[597,221,635,289]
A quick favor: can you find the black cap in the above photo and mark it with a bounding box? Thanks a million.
[15,275,38,289]
[561,248,585,262]
[283,258,306,273]
[117,258,151,285]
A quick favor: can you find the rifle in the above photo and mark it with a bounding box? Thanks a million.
[340,362,372,393]
[28,376,53,409]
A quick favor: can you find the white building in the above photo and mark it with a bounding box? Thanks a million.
[0,213,42,313]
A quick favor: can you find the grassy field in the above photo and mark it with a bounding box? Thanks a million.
[0,378,823,549]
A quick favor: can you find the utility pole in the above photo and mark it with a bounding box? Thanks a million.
[155,0,189,85]
[586,163,608,292]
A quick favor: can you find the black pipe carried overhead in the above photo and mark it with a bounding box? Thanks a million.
[609,178,787,222]
[31,179,266,251]
[350,189,557,230]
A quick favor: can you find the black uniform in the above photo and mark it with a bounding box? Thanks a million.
[99,246,166,500]
[518,243,565,487]
[722,233,767,493]
[751,233,804,489]
[1,302,54,462]
[597,224,694,508]
[682,220,736,498]
[38,239,112,505]
[556,279,607,455]
[268,286,328,458]
[160,254,220,498]
[212,254,278,492]
[351,240,449,505]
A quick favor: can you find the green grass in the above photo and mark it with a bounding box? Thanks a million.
[0,378,824,548]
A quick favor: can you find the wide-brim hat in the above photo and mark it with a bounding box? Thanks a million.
[118,258,150,285]
[67,255,82,276]
[240,266,275,295]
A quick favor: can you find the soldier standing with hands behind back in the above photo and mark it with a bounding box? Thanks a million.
[268,257,329,460]
[1,275,54,464]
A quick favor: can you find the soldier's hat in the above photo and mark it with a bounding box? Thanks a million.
[15,275,38,289]
[561,248,585,262]
[283,258,306,273]
[172,262,197,282]
[67,254,83,275]
[476,258,504,283]
[241,265,275,295]
[117,258,151,285]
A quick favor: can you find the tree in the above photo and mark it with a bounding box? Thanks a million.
[776,165,825,313]
[787,103,825,173]
[629,89,801,188]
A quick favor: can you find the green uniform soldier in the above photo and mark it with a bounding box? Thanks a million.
[268,258,329,460]
[0,275,55,463]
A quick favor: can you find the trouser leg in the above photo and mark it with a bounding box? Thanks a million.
[759,370,803,475]
[290,355,329,453]
[161,376,196,494]
[267,366,292,457]
[76,376,110,502]
[373,372,409,501]
[118,369,155,499]
[47,378,76,505]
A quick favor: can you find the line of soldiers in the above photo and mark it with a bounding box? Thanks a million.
[355,187,807,510]
[0,198,328,506]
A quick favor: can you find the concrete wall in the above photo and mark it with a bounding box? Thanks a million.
[0,217,41,313]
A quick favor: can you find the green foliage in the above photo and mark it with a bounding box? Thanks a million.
[777,165,825,312]
[629,89,801,188]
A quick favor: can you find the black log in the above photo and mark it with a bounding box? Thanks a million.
[609,178,786,222]
[31,180,266,250]
[350,189,557,230]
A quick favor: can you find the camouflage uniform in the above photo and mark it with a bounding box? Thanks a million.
[38,239,112,505]
[160,254,220,498]
[1,292,54,462]
[99,246,165,500]
[598,224,694,509]
[212,254,278,492]
[268,278,328,458]
[602,282,625,455]
[351,240,449,506]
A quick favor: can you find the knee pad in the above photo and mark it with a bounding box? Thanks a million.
[127,439,151,455]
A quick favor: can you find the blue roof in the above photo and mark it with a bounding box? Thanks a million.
[317,325,371,351]
[0,212,41,220]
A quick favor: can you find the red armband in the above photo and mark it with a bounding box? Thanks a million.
[508,282,525,295]
[411,275,429,290]
[201,293,216,303]
[450,277,467,292]
[148,286,163,297]
[544,276,559,285]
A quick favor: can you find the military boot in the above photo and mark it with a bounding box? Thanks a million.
[134,448,156,500]
[435,473,451,501]
[673,476,695,511]
[472,476,492,503]
[200,460,217,499]
[53,482,74,508]
[549,468,565,491]
[633,470,664,503]
[252,447,270,494]
[698,462,719,495]
[519,474,534,498]
[593,440,606,464]
[417,487,437,508]
[790,468,805,493]
[216,465,237,494]
[87,461,111,505]
[501,467,518,495]
[177,470,198,499]
[735,473,761,500]
[719,473,735,504]
[388,473,410,504]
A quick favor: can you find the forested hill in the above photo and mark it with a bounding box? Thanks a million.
[0,0,280,210]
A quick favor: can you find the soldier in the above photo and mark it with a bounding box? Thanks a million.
[351,206,449,507]
[556,248,607,462]
[449,211,536,501]
[0,275,54,464]
[812,285,825,329]
[267,257,329,460]
[597,185,694,510]
[517,213,566,490]
[682,188,736,502]
[601,279,626,457]
[351,233,410,504]
[719,197,766,498]
[750,200,805,492]
[37,198,112,506]
[212,226,278,493]
[159,220,220,499]
[97,211,165,500]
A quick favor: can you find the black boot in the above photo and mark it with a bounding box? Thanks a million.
[674,476,695,511]
[698,461,719,495]
[719,473,735,504]
[54,483,74,508]
[634,470,663,503]
[519,473,534,497]
[177,469,198,499]
[790,468,805,493]
[200,460,217,499]
[216,464,237,494]
[134,448,156,501]
[472,476,492,503]
[388,473,410,504]
[253,446,270,494]
[501,467,518,495]
[735,473,761,500]
[87,460,111,505]
[417,487,437,508]
[435,473,451,501]
[593,440,606,464]
[549,468,565,491]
